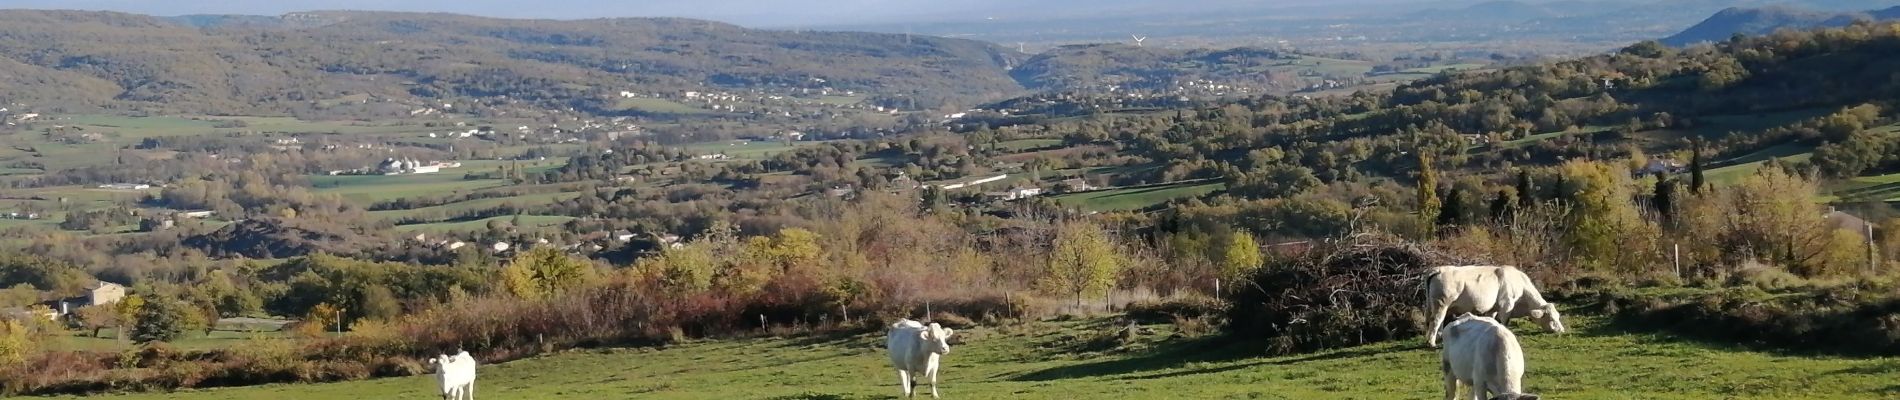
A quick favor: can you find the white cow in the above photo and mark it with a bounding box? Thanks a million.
[1439,313,1540,400]
[431,350,478,400]
[1423,265,1565,347]
[886,319,956,398]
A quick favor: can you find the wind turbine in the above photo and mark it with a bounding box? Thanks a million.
[1131,35,1147,47]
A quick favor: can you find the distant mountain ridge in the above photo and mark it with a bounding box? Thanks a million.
[1662,5,1900,46]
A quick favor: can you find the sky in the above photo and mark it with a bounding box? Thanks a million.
[0,0,1370,27]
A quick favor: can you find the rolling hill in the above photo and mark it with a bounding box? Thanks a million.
[0,10,1026,115]
[1662,5,1900,46]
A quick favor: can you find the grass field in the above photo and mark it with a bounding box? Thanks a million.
[1828,171,1900,202]
[309,173,510,204]
[615,98,714,115]
[55,115,444,138]
[815,95,864,106]
[1702,152,1816,186]
[58,314,1900,399]
[1494,126,1610,148]
[368,191,580,222]
[674,140,824,159]
[393,215,577,234]
[1050,181,1226,212]
[993,139,1063,152]
[1400,63,1488,74]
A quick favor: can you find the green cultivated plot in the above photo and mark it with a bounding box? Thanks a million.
[615,98,715,115]
[993,139,1064,152]
[674,140,820,159]
[394,215,577,234]
[309,174,510,204]
[59,315,1900,400]
[1400,63,1488,74]
[369,192,581,222]
[1051,181,1226,212]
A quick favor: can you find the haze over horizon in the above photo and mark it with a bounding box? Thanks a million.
[0,0,1413,27]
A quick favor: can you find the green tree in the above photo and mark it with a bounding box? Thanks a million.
[132,297,188,344]
[1559,160,1647,273]
[113,295,145,342]
[1040,222,1124,307]
[0,320,32,368]
[1217,229,1264,282]
[655,244,716,293]
[357,286,402,321]
[502,247,596,300]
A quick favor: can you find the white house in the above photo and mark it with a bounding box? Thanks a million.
[987,187,1044,201]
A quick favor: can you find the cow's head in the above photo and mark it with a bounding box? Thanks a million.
[429,354,451,372]
[920,322,956,355]
[1528,303,1565,334]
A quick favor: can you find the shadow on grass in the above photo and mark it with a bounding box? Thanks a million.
[1009,336,1257,382]
[766,393,882,400]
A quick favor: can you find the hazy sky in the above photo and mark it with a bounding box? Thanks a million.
[0,0,1366,26]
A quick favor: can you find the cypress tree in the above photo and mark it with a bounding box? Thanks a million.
[1515,169,1534,207]
[1689,138,1707,194]
[1438,187,1465,227]
[1417,152,1441,234]
[1490,190,1515,222]
[1653,174,1677,228]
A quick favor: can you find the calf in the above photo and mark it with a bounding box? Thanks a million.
[431,350,477,400]
[1424,265,1565,347]
[1439,313,1539,400]
[886,319,956,398]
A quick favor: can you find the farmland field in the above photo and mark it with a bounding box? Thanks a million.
[1704,150,1816,186]
[368,191,581,222]
[392,215,577,234]
[673,140,830,159]
[309,174,510,204]
[615,98,714,115]
[1051,181,1226,212]
[994,139,1063,152]
[56,314,1900,399]
[54,115,444,138]
[1400,63,1487,74]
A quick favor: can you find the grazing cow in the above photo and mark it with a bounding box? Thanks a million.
[1439,314,1539,400]
[1423,265,1565,347]
[886,319,956,398]
[431,350,478,400]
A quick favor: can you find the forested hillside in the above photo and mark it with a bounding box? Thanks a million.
[0,10,1025,115]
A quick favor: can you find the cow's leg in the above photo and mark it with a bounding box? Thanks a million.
[1441,370,1456,400]
[1426,300,1451,348]
[897,370,913,397]
[467,381,475,400]
[928,368,941,399]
